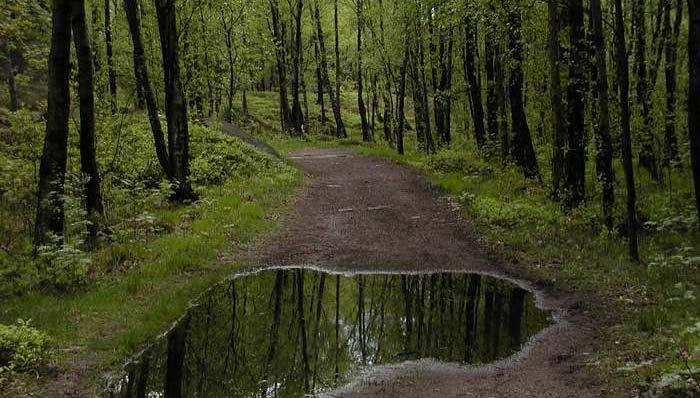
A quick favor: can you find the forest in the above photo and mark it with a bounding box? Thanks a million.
[0,0,699,396]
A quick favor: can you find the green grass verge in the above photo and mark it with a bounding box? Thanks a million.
[0,165,302,394]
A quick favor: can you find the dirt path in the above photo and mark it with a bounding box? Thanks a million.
[254,147,606,398]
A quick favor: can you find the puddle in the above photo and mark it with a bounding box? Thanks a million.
[110,268,551,397]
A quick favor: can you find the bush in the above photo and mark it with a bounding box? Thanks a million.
[0,320,52,371]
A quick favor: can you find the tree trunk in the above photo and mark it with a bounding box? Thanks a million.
[507,6,540,180]
[664,0,682,165]
[290,0,305,135]
[614,0,640,261]
[634,0,660,180]
[313,30,326,123]
[548,0,566,199]
[270,0,292,131]
[484,27,499,150]
[155,0,196,202]
[104,0,118,114]
[464,12,486,150]
[4,49,18,111]
[357,0,370,141]
[72,0,104,243]
[313,0,347,138]
[495,41,509,160]
[688,0,700,225]
[333,0,345,137]
[34,0,72,248]
[591,0,615,230]
[124,0,170,178]
[397,45,409,155]
[564,0,587,207]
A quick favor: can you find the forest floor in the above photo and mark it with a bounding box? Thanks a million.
[245,146,612,397]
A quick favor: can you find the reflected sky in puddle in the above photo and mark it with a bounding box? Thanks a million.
[113,268,550,397]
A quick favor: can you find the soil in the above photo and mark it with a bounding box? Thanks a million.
[251,147,608,397]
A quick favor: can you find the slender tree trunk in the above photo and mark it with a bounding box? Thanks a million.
[507,5,540,180]
[155,0,196,202]
[104,0,118,113]
[591,0,615,230]
[664,0,682,165]
[357,0,370,141]
[688,0,700,225]
[34,0,72,248]
[397,45,409,155]
[124,0,170,177]
[564,0,587,207]
[270,0,292,131]
[464,12,486,150]
[484,28,499,150]
[4,49,18,111]
[495,41,509,160]
[634,0,660,180]
[334,0,341,115]
[72,0,104,243]
[164,317,189,398]
[313,30,326,123]
[548,0,565,199]
[313,0,347,138]
[290,0,305,135]
[614,0,640,261]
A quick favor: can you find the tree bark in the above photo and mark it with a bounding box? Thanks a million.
[664,0,682,165]
[4,48,18,111]
[688,0,700,225]
[548,0,565,199]
[155,0,196,202]
[290,0,305,135]
[72,0,104,243]
[614,0,640,261]
[397,45,409,155]
[270,0,292,131]
[313,0,347,138]
[564,0,587,207]
[34,0,72,248]
[634,0,660,180]
[506,4,540,180]
[591,0,615,230]
[357,0,370,141]
[484,26,499,151]
[124,0,170,178]
[333,0,345,137]
[464,12,486,150]
[104,0,118,113]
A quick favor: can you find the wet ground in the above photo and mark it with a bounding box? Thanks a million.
[115,147,603,397]
[114,268,550,397]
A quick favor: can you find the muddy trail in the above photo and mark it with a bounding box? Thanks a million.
[248,147,605,398]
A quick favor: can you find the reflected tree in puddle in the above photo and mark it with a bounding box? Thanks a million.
[113,269,550,398]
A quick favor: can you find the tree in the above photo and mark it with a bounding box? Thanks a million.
[104,0,118,113]
[72,0,104,243]
[591,0,615,230]
[563,0,587,208]
[506,0,540,180]
[313,0,347,138]
[664,0,682,166]
[614,0,640,261]
[155,0,197,202]
[333,0,346,138]
[688,0,700,225]
[34,0,72,247]
[290,0,305,135]
[123,0,170,178]
[356,0,370,142]
[269,0,292,131]
[548,0,565,199]
[463,7,486,150]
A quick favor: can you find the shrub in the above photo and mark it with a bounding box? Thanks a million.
[0,320,52,371]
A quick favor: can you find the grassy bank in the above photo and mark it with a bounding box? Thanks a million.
[0,111,302,395]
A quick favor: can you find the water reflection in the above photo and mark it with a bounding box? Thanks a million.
[114,269,549,398]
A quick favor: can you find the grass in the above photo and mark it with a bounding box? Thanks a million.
[0,147,302,395]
